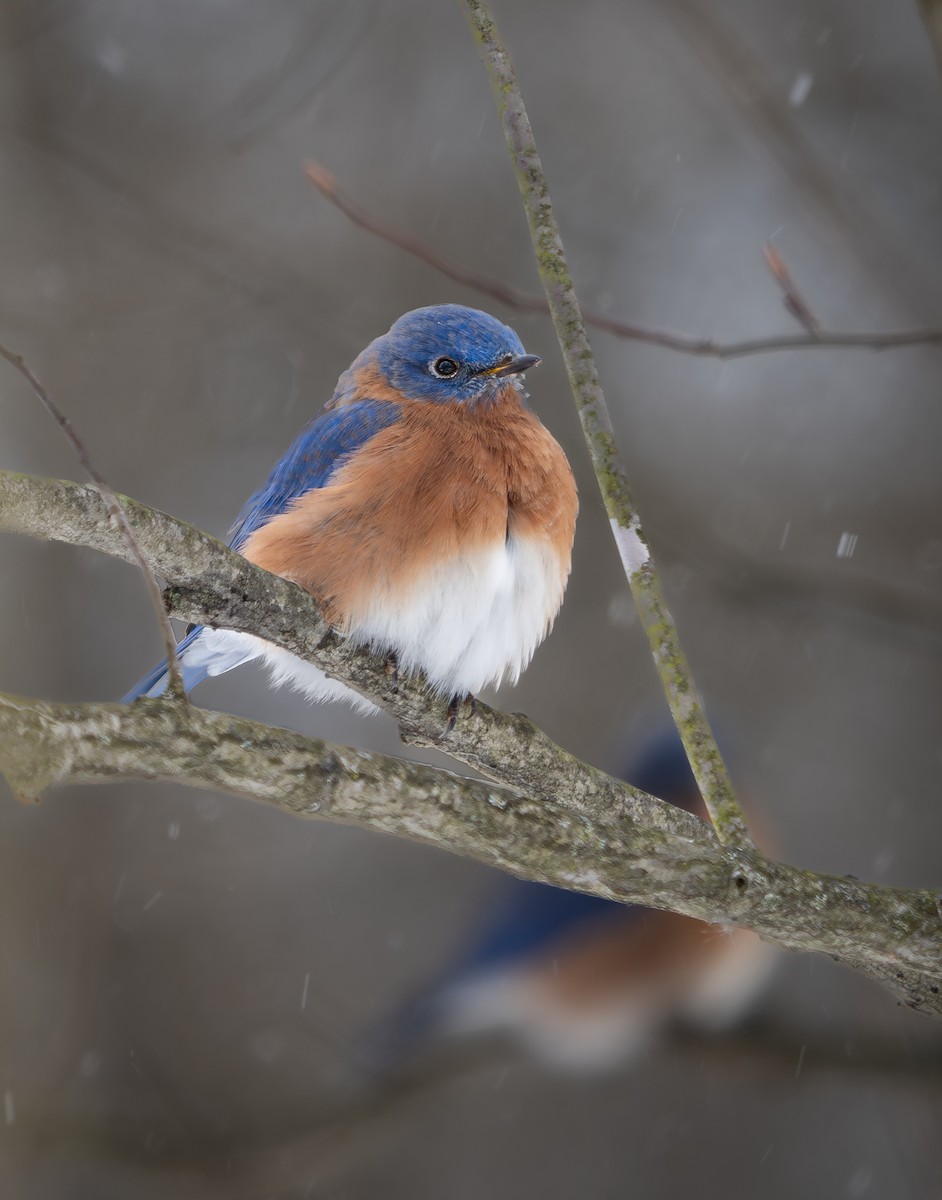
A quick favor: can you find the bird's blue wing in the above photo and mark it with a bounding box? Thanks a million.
[122,626,210,702]
[227,399,403,550]
[123,398,403,702]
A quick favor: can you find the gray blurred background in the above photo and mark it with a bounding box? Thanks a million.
[1,0,941,1196]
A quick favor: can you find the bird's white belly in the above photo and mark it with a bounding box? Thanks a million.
[350,533,566,697]
[196,533,565,710]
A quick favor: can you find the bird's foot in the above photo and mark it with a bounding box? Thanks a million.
[445,692,476,733]
[383,650,399,693]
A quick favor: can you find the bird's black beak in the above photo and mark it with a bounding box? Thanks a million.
[485,353,541,378]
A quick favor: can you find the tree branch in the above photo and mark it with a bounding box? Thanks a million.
[463,0,751,850]
[304,162,942,359]
[0,691,940,1010]
[0,470,703,842]
[1,471,941,1012]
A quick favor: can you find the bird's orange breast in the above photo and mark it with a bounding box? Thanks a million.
[241,389,578,631]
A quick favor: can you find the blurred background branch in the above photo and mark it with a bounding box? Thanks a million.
[762,243,820,335]
[917,0,942,73]
[306,162,942,359]
[7,1018,941,1197]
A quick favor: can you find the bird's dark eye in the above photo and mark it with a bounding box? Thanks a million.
[431,356,459,379]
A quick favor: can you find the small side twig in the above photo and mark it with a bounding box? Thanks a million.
[304,162,942,360]
[463,0,751,850]
[763,243,820,335]
[0,343,185,700]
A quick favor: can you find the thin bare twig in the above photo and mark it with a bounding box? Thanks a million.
[763,242,820,335]
[462,1,752,850]
[304,162,942,360]
[0,343,186,699]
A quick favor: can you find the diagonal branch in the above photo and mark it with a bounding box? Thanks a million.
[304,162,942,359]
[1,470,941,1012]
[0,470,704,842]
[463,0,751,849]
[0,343,186,698]
[0,690,940,1013]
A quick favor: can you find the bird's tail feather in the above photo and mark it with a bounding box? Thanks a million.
[122,626,212,701]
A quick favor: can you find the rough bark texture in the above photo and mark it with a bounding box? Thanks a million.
[0,691,940,1014]
[1,470,941,1014]
[0,470,704,839]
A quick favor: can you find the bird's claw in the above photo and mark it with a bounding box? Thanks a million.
[445,692,475,733]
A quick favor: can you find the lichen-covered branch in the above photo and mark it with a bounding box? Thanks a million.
[463,0,752,850]
[0,470,704,844]
[2,472,942,1012]
[1,690,941,1013]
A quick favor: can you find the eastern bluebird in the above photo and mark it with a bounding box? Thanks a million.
[124,305,578,710]
[364,728,775,1072]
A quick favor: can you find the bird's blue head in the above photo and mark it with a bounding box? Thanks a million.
[371,305,540,405]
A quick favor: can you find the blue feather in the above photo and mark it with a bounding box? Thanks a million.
[123,398,403,701]
[121,626,209,702]
[376,305,528,405]
[227,399,402,549]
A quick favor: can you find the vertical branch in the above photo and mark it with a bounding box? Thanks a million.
[0,343,186,700]
[462,1,753,850]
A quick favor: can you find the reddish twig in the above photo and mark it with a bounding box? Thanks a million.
[305,161,942,360]
[0,343,186,700]
[763,242,820,335]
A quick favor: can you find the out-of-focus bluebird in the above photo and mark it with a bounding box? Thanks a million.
[365,729,775,1072]
[124,305,577,709]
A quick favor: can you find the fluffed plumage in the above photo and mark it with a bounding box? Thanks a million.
[124,305,578,709]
